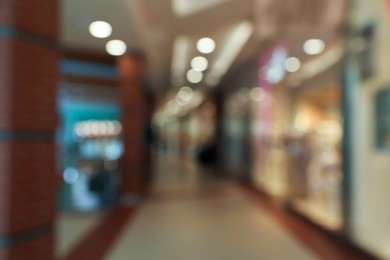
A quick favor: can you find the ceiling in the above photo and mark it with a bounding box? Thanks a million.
[61,0,347,95]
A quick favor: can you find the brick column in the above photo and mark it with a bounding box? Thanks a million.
[118,54,152,197]
[0,0,59,259]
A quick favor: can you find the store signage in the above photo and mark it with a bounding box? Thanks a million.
[255,0,346,39]
[75,120,122,138]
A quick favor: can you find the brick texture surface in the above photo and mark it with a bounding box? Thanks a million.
[4,142,58,235]
[0,38,59,131]
[0,0,59,39]
[118,56,152,195]
[0,235,54,260]
[0,0,59,258]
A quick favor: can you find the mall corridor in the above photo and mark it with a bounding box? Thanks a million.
[2,0,390,259]
[58,157,315,260]
[57,157,374,260]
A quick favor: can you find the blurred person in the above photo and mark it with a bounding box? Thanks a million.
[88,161,112,207]
[196,138,218,180]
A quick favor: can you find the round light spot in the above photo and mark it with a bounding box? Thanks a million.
[175,98,188,106]
[91,121,99,135]
[89,21,112,39]
[167,101,180,114]
[106,40,127,56]
[105,141,123,160]
[177,86,194,101]
[191,56,208,72]
[113,121,122,135]
[197,38,216,54]
[284,57,301,73]
[303,39,325,55]
[266,67,284,84]
[107,122,115,135]
[187,69,203,84]
[83,123,92,137]
[63,168,80,184]
[99,122,107,135]
[75,123,84,137]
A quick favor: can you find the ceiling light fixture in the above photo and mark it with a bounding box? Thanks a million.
[197,37,216,54]
[167,101,180,114]
[106,40,127,56]
[89,21,112,39]
[191,56,209,72]
[175,98,188,106]
[172,0,228,17]
[284,57,301,72]
[177,86,194,101]
[303,39,325,55]
[187,69,203,83]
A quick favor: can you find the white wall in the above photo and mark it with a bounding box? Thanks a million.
[351,0,390,258]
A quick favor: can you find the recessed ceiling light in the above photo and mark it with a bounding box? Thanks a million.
[303,39,325,55]
[175,98,188,106]
[284,57,301,72]
[191,56,209,72]
[187,69,203,83]
[167,101,180,114]
[106,40,127,56]
[197,38,216,54]
[177,86,194,101]
[89,21,112,39]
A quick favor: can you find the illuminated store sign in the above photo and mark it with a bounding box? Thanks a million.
[75,120,122,138]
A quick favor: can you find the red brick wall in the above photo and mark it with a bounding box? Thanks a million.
[0,39,13,129]
[118,56,152,195]
[0,0,58,39]
[0,0,59,258]
[0,1,13,26]
[0,39,59,131]
[6,142,57,234]
[0,235,54,260]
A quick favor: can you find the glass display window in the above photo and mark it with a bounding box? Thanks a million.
[286,82,343,230]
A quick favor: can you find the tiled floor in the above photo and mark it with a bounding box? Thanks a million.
[56,213,103,257]
[107,188,317,260]
[58,156,319,259]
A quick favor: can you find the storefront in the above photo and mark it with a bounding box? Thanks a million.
[251,36,346,231]
[252,45,291,197]
[285,80,343,231]
[59,84,123,211]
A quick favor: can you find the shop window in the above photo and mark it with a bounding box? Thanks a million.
[375,87,390,151]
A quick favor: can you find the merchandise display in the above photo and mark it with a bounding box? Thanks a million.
[252,46,291,197]
[286,82,343,230]
[253,93,290,197]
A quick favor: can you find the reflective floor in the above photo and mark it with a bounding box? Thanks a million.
[57,156,320,259]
